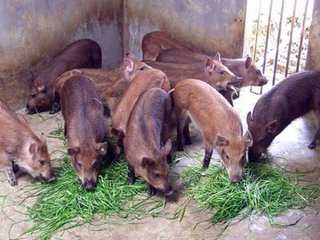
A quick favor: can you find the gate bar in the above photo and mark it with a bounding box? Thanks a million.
[285,0,298,77]
[272,0,285,85]
[296,0,309,72]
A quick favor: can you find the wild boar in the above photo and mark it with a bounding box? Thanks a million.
[173,79,252,182]
[54,54,151,115]
[157,49,267,86]
[144,54,241,90]
[26,39,102,114]
[58,76,108,190]
[142,31,191,61]
[0,101,55,186]
[247,71,320,161]
[124,88,173,197]
[111,68,171,139]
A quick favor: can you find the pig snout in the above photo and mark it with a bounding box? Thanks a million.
[258,77,268,86]
[40,171,56,183]
[82,178,97,191]
[164,185,174,197]
[226,166,244,183]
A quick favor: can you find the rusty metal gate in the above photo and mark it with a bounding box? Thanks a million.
[246,0,314,94]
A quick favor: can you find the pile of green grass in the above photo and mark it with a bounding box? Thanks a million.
[182,163,319,223]
[24,155,165,240]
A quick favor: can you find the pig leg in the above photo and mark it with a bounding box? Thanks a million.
[5,165,17,186]
[309,102,320,149]
[202,144,213,169]
[183,117,192,145]
[148,185,157,196]
[176,110,188,151]
[127,165,136,184]
[49,101,60,114]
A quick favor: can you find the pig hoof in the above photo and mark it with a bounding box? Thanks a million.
[128,176,136,185]
[9,178,18,186]
[308,142,317,149]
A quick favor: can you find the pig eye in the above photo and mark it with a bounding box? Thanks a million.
[39,160,45,166]
[256,70,261,75]
[139,66,146,71]
[219,71,225,75]
[154,173,161,179]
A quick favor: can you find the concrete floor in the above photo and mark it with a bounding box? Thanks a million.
[0,88,319,240]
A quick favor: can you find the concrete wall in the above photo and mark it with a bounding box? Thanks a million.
[123,0,247,59]
[0,0,123,109]
[307,0,320,70]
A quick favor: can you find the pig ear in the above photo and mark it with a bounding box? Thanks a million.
[96,143,108,156]
[68,147,80,156]
[124,55,134,73]
[246,112,253,125]
[216,135,229,147]
[29,143,37,154]
[244,131,253,147]
[141,157,155,169]
[161,139,172,156]
[37,85,46,92]
[266,120,278,134]
[245,56,252,69]
[205,58,216,73]
[213,52,221,62]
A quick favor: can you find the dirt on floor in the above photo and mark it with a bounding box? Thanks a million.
[0,88,320,240]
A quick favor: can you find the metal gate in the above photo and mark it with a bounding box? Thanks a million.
[246,0,314,94]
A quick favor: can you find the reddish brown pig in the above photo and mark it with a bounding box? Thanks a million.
[0,101,55,186]
[111,68,170,138]
[142,31,191,61]
[26,39,102,114]
[144,55,241,90]
[58,76,108,190]
[124,88,173,197]
[247,71,320,161]
[173,79,252,182]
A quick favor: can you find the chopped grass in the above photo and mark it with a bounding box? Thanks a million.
[25,155,164,240]
[182,163,319,224]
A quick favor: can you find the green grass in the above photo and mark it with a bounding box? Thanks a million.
[24,155,164,240]
[182,163,319,224]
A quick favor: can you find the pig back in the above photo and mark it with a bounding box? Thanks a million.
[173,79,242,136]
[112,69,170,136]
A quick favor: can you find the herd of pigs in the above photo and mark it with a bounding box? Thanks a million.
[1,31,320,200]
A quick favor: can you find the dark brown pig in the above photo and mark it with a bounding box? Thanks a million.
[142,31,191,61]
[247,71,320,161]
[26,39,102,114]
[144,54,241,90]
[111,68,170,138]
[124,88,173,197]
[173,79,252,182]
[0,101,55,186]
[58,76,108,190]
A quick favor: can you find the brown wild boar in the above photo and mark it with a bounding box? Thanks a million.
[144,54,241,90]
[58,76,108,190]
[112,68,170,138]
[173,79,252,182]
[55,54,151,115]
[157,48,268,87]
[247,71,320,161]
[142,31,191,61]
[124,88,173,197]
[26,39,102,114]
[0,101,55,186]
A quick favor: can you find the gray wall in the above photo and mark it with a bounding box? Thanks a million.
[0,0,123,108]
[307,0,320,70]
[123,0,247,59]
